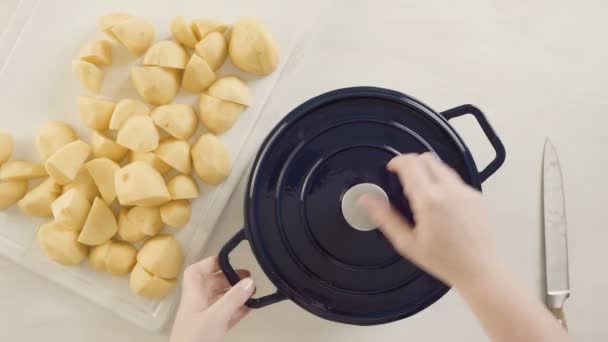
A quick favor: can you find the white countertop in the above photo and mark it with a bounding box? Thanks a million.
[1,0,607,341]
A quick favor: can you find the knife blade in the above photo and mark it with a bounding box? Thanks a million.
[543,139,570,328]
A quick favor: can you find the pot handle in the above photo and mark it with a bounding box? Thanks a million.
[440,104,506,182]
[218,229,287,309]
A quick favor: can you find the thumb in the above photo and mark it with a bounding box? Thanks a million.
[209,278,255,322]
[359,194,416,255]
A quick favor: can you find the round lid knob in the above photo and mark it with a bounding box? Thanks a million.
[341,183,389,231]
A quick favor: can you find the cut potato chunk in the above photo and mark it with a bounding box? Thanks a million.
[0,180,28,210]
[131,66,180,105]
[229,17,280,75]
[38,221,88,266]
[207,76,251,106]
[51,188,91,231]
[97,12,133,40]
[45,140,91,185]
[0,132,13,165]
[78,197,117,245]
[143,40,188,70]
[18,178,62,217]
[117,209,147,243]
[88,240,110,272]
[160,200,192,228]
[72,60,103,93]
[156,139,191,174]
[79,40,113,65]
[170,16,197,48]
[111,17,155,56]
[78,97,116,131]
[35,122,78,160]
[85,158,120,204]
[137,235,183,278]
[167,174,199,200]
[109,99,150,130]
[125,206,164,236]
[192,134,231,185]
[182,54,216,93]
[191,18,227,40]
[115,161,170,207]
[105,241,137,276]
[199,94,245,134]
[130,263,177,298]
[116,115,159,152]
[195,32,227,71]
[91,131,127,162]
[129,151,171,175]
[64,169,99,203]
[151,104,197,140]
[0,161,47,181]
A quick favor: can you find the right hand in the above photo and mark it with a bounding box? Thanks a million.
[359,153,500,288]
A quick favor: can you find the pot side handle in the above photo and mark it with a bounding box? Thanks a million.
[440,104,506,182]
[218,229,287,309]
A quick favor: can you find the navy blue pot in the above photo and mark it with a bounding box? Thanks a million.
[219,87,506,325]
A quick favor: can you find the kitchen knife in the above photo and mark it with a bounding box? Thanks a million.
[543,139,570,329]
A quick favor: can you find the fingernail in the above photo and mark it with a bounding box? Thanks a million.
[240,278,254,292]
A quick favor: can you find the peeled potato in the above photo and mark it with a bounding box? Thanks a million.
[35,122,78,160]
[116,115,159,152]
[167,174,199,200]
[109,99,150,130]
[155,139,191,174]
[116,211,144,244]
[64,169,99,203]
[85,158,120,204]
[229,17,280,75]
[181,54,216,93]
[45,140,91,185]
[78,197,117,245]
[91,131,127,162]
[150,104,197,140]
[38,221,88,266]
[137,235,183,278]
[78,96,116,131]
[0,180,28,210]
[143,40,188,70]
[194,32,227,71]
[191,134,231,185]
[170,16,197,48]
[191,18,227,40]
[207,76,251,106]
[129,151,171,175]
[111,17,155,56]
[89,240,110,272]
[130,262,177,299]
[199,94,245,134]
[97,12,133,40]
[105,241,137,276]
[131,66,180,105]
[51,188,91,231]
[160,200,192,228]
[0,133,13,165]
[18,178,62,217]
[115,161,170,207]
[72,60,103,93]
[125,206,164,236]
[0,161,47,181]
[79,40,113,65]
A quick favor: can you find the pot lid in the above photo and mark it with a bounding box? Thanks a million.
[245,87,482,324]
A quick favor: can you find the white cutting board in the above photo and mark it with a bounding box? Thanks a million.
[0,0,306,331]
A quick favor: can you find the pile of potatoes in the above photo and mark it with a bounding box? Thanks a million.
[0,12,279,299]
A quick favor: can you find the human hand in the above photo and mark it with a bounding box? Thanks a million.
[360,153,500,288]
[170,256,255,342]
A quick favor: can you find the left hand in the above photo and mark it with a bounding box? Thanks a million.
[170,256,254,342]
